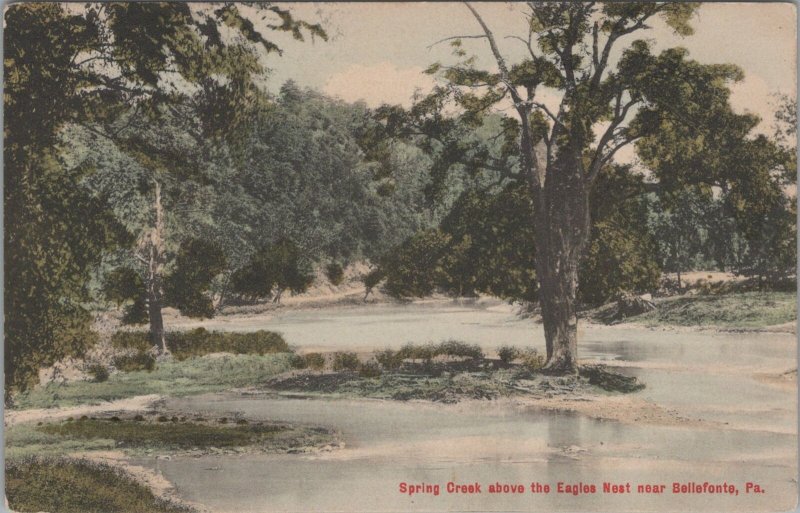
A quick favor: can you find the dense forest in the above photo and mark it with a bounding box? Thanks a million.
[4,3,796,400]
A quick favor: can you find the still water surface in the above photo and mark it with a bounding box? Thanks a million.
[140,300,797,512]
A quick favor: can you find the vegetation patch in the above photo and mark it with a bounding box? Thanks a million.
[111,328,289,360]
[267,353,641,403]
[6,456,192,513]
[608,292,797,328]
[14,353,293,410]
[33,414,339,455]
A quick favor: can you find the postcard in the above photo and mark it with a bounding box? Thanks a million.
[3,2,797,512]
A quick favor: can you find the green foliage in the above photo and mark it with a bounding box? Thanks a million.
[332,352,360,372]
[86,364,110,384]
[111,332,153,352]
[358,361,383,378]
[325,262,345,286]
[231,239,314,302]
[303,353,326,371]
[289,354,308,370]
[381,229,452,298]
[437,184,538,301]
[375,349,403,370]
[164,239,227,318]
[3,3,325,401]
[165,328,289,360]
[518,348,545,372]
[579,166,661,305]
[496,346,519,364]
[112,353,156,373]
[6,457,192,513]
[395,341,483,361]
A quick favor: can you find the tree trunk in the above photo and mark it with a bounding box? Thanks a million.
[146,180,168,354]
[531,149,590,375]
[273,288,283,304]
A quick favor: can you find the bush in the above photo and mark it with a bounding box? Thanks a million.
[436,340,483,359]
[325,263,345,286]
[303,352,326,371]
[395,340,482,361]
[332,352,360,372]
[519,348,544,372]
[164,328,289,360]
[497,345,519,364]
[110,331,151,352]
[375,349,402,370]
[112,352,156,373]
[86,364,109,383]
[289,354,307,369]
[358,361,382,378]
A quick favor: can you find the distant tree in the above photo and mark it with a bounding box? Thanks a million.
[381,230,452,298]
[325,263,345,286]
[362,268,385,302]
[580,166,661,304]
[231,240,315,304]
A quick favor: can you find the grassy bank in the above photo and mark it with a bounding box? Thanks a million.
[13,353,293,410]
[7,413,339,459]
[629,292,796,328]
[6,457,192,513]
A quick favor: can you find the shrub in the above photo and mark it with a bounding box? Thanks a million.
[325,263,345,286]
[289,354,307,369]
[86,364,109,383]
[437,340,483,359]
[375,349,402,370]
[164,328,289,360]
[332,352,360,372]
[395,340,482,361]
[358,361,382,378]
[110,331,151,352]
[496,345,519,363]
[303,352,326,371]
[519,348,544,372]
[112,352,156,372]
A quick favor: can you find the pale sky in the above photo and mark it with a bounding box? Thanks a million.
[261,1,796,146]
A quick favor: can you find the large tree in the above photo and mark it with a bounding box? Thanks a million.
[369,2,751,373]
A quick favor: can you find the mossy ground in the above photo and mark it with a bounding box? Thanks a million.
[6,457,193,513]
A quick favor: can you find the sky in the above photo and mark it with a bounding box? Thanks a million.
[259,1,796,147]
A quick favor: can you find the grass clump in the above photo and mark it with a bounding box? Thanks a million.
[112,352,156,372]
[496,345,519,364]
[332,352,360,372]
[6,456,191,513]
[289,352,326,371]
[85,364,109,383]
[518,348,544,371]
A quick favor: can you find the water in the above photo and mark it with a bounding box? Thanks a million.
[140,300,797,512]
